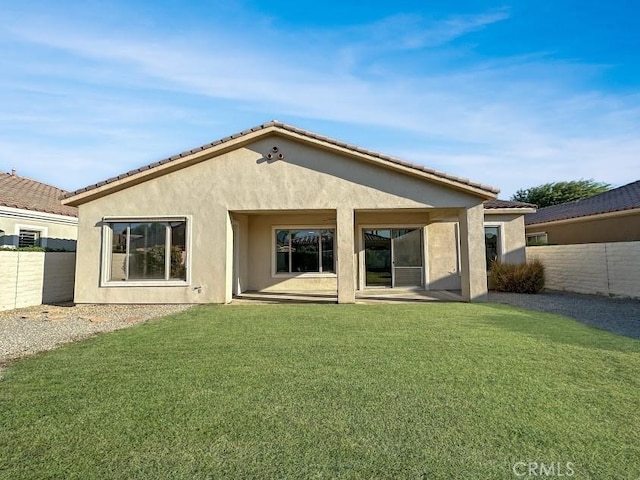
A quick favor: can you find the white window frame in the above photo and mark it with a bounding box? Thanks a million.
[14,224,48,248]
[526,232,548,245]
[272,225,337,278]
[101,215,192,287]
[484,223,504,270]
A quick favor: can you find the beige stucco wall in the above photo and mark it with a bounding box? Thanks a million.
[427,222,461,290]
[485,213,527,264]
[72,134,496,304]
[0,212,77,250]
[426,213,528,291]
[526,212,640,245]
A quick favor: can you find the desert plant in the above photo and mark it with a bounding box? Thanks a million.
[489,259,545,294]
[0,246,70,252]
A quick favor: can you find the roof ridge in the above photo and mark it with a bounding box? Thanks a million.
[64,121,500,199]
[1,170,70,195]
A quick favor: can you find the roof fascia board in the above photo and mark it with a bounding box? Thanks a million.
[526,207,640,228]
[485,207,537,214]
[0,205,79,225]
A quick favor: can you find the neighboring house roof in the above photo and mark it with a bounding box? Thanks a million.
[525,180,640,226]
[0,171,78,217]
[63,120,499,206]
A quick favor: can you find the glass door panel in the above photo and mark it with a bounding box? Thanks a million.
[392,228,423,287]
[393,229,422,266]
[364,229,392,286]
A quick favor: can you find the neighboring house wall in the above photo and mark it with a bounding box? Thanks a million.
[0,206,78,250]
[526,242,640,298]
[526,212,640,245]
[0,251,76,311]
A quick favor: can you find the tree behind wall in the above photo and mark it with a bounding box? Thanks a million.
[511,179,611,208]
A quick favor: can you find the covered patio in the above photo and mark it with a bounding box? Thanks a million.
[230,206,486,304]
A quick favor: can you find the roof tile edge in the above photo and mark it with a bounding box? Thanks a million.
[63,120,499,199]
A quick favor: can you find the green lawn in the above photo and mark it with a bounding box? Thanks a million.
[1,304,639,479]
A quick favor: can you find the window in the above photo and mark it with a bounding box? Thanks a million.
[526,233,548,246]
[106,220,187,282]
[275,229,335,274]
[19,229,41,248]
[484,226,500,270]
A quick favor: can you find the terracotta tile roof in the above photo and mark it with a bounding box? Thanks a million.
[64,120,499,200]
[525,180,640,225]
[0,171,78,217]
[484,199,536,209]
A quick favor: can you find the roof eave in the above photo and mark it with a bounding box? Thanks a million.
[485,207,537,214]
[63,122,499,206]
[62,126,276,206]
[272,128,498,199]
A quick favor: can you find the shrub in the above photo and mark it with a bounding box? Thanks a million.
[489,259,545,294]
[0,246,70,252]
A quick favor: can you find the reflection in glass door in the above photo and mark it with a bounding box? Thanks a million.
[364,228,423,287]
[364,230,392,286]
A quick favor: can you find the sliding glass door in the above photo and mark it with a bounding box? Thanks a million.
[364,228,423,287]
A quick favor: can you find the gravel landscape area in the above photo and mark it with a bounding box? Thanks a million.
[489,290,640,339]
[0,303,194,368]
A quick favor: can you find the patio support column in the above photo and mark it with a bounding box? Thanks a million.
[207,207,234,304]
[224,210,234,304]
[336,208,356,304]
[458,203,488,302]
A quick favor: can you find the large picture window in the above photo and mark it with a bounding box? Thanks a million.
[106,219,187,282]
[275,229,335,274]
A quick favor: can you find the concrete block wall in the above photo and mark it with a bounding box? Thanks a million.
[606,242,640,298]
[527,242,640,299]
[0,251,76,311]
[42,252,77,303]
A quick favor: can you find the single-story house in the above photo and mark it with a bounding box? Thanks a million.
[0,170,78,250]
[525,180,640,245]
[62,121,534,304]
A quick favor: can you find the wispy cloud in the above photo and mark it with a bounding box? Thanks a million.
[352,9,511,50]
[0,5,638,196]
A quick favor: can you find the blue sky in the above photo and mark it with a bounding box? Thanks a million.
[1,1,638,198]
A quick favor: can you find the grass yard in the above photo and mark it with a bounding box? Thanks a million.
[1,303,639,479]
